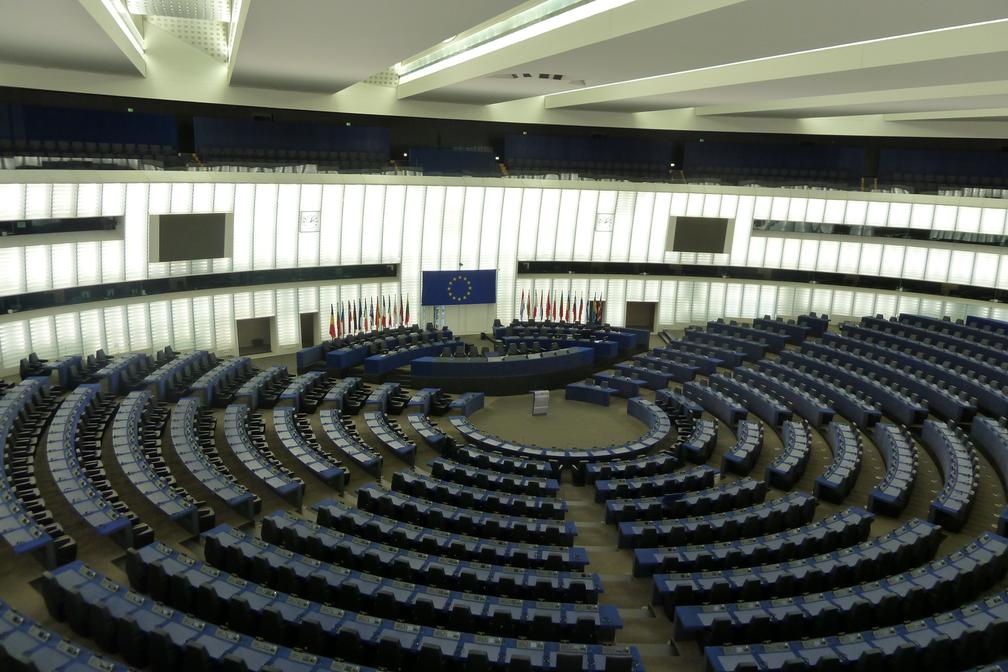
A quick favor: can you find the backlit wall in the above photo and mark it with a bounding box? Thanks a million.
[1,172,1007,370]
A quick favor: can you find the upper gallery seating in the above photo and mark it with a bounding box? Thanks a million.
[193,115,388,170]
[684,141,863,187]
[0,102,178,164]
[504,133,673,181]
[878,147,1008,192]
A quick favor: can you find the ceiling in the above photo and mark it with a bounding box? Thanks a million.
[1,0,1008,138]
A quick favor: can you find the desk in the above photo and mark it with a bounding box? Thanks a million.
[593,373,643,398]
[412,348,594,395]
[565,383,611,406]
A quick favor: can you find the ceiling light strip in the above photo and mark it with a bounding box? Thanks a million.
[101,0,145,54]
[397,0,634,84]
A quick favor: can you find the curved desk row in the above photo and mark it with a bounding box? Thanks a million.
[412,347,595,394]
[233,364,288,411]
[325,328,455,372]
[500,336,619,359]
[840,323,1008,417]
[189,357,253,407]
[113,390,210,533]
[765,420,811,491]
[364,339,464,376]
[0,378,73,565]
[169,397,259,518]
[141,349,211,400]
[448,396,671,471]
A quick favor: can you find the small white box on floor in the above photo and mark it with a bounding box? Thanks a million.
[531,390,549,416]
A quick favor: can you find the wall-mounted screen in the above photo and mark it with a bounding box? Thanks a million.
[149,213,233,262]
[667,216,732,254]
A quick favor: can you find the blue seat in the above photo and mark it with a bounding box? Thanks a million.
[0,597,131,671]
[584,451,681,485]
[356,484,576,547]
[618,491,817,549]
[169,397,260,518]
[758,359,881,429]
[363,411,417,466]
[779,350,928,426]
[721,421,764,476]
[655,518,944,616]
[815,334,977,423]
[448,443,554,478]
[428,457,560,496]
[605,478,766,524]
[312,498,588,571]
[814,422,863,504]
[633,507,873,577]
[869,423,918,516]
[765,420,812,490]
[391,470,567,520]
[595,465,717,503]
[705,556,1008,671]
[130,540,622,645]
[921,419,978,532]
[683,381,747,426]
[47,385,147,547]
[223,404,304,507]
[734,366,834,428]
[113,390,211,533]
[319,408,383,477]
[258,511,601,603]
[273,406,347,490]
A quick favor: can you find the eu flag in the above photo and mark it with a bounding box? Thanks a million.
[421,269,497,306]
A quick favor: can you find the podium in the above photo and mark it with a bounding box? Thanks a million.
[531,390,549,416]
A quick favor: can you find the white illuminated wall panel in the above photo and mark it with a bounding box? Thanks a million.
[3,175,1008,369]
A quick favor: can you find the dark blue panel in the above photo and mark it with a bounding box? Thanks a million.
[421,270,496,306]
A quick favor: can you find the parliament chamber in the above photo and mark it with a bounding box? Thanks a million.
[4,2,1008,671]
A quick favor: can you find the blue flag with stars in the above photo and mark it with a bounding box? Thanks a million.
[421,269,497,306]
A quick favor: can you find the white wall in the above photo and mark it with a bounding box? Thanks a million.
[2,171,1008,371]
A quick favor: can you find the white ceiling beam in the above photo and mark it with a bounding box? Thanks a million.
[78,0,146,76]
[884,107,1008,121]
[226,0,251,84]
[395,0,746,99]
[545,18,1008,109]
[694,80,1008,117]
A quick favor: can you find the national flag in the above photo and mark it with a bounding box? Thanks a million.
[519,289,525,320]
[375,296,381,330]
[399,292,404,326]
[596,295,603,323]
[539,290,544,321]
[532,292,538,320]
[352,300,358,332]
[405,296,410,326]
[526,291,532,321]
[578,294,584,323]
[328,304,336,339]
[546,292,552,322]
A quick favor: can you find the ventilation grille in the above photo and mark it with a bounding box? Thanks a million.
[364,68,399,88]
[147,15,229,62]
[126,0,232,21]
